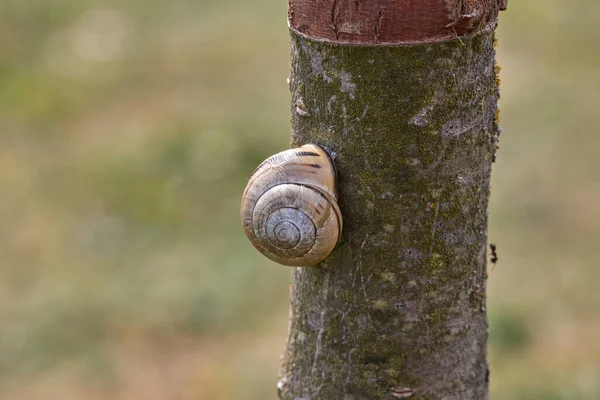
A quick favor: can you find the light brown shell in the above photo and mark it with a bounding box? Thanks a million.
[240,144,342,267]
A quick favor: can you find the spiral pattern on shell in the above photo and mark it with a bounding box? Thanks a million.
[240,144,342,267]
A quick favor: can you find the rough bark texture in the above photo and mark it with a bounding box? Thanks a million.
[278,13,501,400]
[289,0,506,44]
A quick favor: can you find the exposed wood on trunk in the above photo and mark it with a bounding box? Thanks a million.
[289,0,506,45]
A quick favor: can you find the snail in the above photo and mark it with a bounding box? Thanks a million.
[241,144,342,267]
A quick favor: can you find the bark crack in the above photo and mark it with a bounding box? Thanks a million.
[429,200,441,256]
[373,10,383,44]
[331,0,341,40]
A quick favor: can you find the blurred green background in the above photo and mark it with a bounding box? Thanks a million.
[0,1,598,399]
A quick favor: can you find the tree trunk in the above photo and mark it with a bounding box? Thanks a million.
[279,1,505,399]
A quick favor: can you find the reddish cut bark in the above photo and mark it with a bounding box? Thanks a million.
[288,0,506,45]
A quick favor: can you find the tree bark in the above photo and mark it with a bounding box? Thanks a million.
[279,1,504,399]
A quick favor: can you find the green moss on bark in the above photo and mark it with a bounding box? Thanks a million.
[279,28,499,400]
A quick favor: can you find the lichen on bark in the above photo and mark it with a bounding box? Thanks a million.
[279,28,499,400]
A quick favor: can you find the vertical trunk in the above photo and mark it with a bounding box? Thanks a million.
[279,1,504,399]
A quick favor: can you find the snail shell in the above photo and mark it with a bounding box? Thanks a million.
[241,144,342,267]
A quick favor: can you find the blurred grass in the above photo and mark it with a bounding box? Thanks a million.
[0,0,599,399]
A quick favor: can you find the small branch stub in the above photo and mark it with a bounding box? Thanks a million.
[240,144,342,267]
[391,387,415,398]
